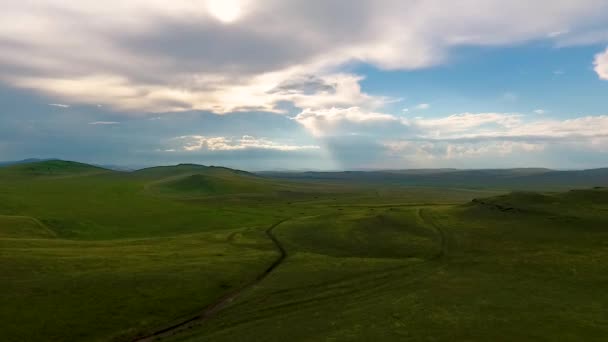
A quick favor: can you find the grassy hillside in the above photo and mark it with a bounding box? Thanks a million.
[0,160,111,178]
[1,160,607,341]
[170,189,608,342]
[0,161,291,341]
[0,215,56,238]
[0,229,278,341]
[141,165,282,196]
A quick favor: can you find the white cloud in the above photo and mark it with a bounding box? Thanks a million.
[534,109,546,114]
[292,104,608,166]
[415,103,430,110]
[13,72,390,114]
[1,1,608,113]
[48,103,70,108]
[411,112,523,138]
[385,140,545,160]
[594,47,608,80]
[294,107,399,137]
[89,121,120,125]
[173,135,319,152]
[294,106,608,143]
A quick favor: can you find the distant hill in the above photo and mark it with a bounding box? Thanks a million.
[0,160,111,177]
[133,164,253,179]
[0,158,54,167]
[3,160,606,190]
[260,168,608,190]
[135,164,282,196]
[467,187,608,216]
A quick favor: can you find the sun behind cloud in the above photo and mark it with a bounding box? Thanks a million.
[206,0,244,23]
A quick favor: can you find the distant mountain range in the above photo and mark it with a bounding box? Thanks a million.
[1,159,607,190]
[259,168,608,190]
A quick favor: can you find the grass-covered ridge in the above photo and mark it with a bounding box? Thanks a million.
[141,164,281,196]
[0,159,111,178]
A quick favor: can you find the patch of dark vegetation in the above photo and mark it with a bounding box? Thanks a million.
[471,198,520,212]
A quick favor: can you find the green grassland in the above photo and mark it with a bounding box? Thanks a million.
[1,160,607,341]
[171,193,608,342]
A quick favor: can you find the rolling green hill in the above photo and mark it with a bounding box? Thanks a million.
[0,160,111,178]
[139,164,282,196]
[169,189,608,342]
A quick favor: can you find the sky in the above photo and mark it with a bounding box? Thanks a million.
[1,1,608,170]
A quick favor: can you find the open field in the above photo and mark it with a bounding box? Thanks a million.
[1,160,607,341]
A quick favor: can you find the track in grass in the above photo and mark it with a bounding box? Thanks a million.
[133,219,289,342]
[417,208,448,259]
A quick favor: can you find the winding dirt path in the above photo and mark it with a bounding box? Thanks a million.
[133,219,289,342]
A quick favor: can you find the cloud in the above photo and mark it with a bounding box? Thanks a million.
[380,114,608,167]
[294,107,399,137]
[594,47,608,80]
[534,109,546,114]
[172,135,319,152]
[48,103,70,108]
[385,140,545,161]
[89,121,120,125]
[415,103,430,110]
[411,112,523,137]
[554,29,608,46]
[290,104,608,167]
[294,106,608,144]
[12,72,390,114]
[1,1,608,113]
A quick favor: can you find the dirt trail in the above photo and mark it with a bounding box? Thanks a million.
[132,219,289,342]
